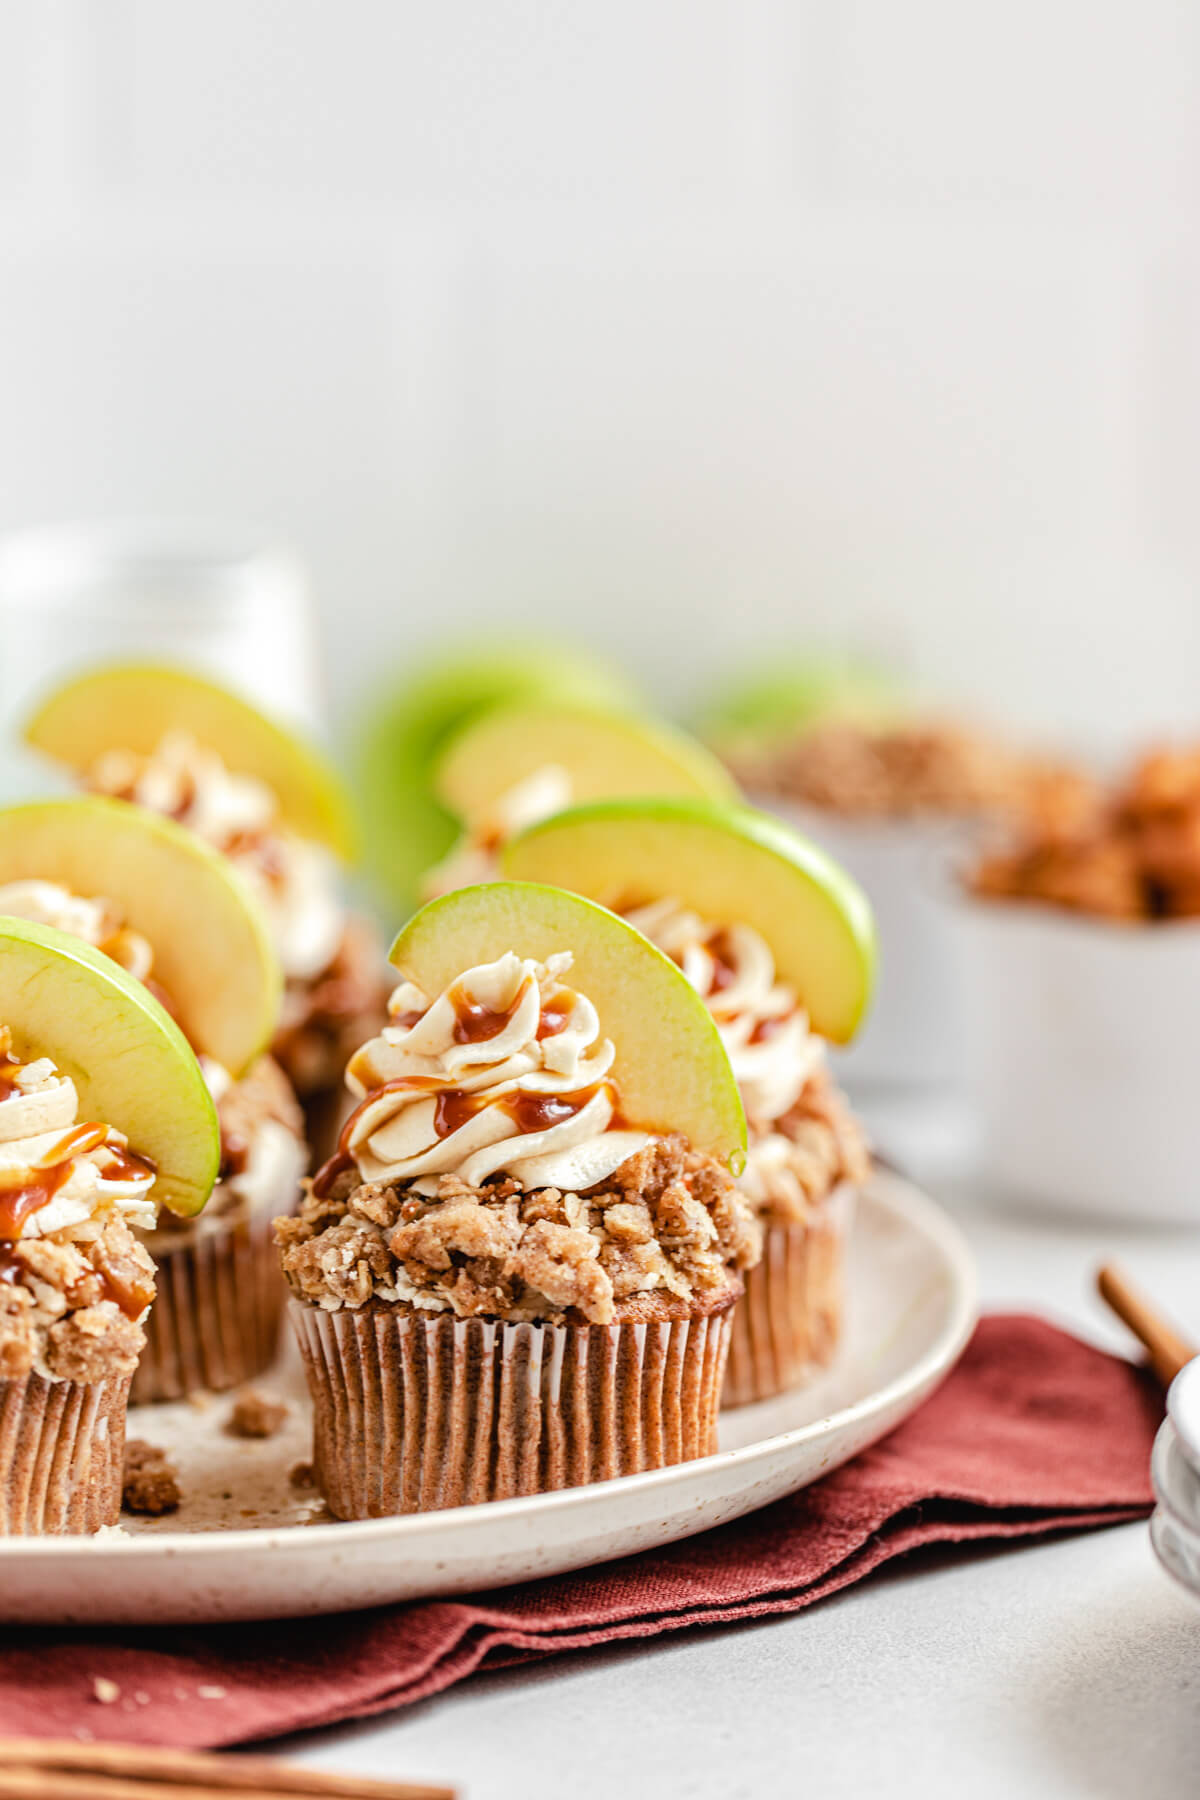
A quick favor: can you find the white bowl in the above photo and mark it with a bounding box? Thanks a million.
[749,799,973,1094]
[949,896,1200,1223]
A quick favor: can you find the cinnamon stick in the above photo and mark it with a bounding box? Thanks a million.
[1096,1263,1195,1386]
[0,1739,452,1800]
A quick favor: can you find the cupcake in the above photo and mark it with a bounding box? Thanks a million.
[23,661,388,1155]
[501,797,876,1406]
[0,916,219,1531]
[418,700,736,896]
[0,796,306,1400]
[276,881,755,1516]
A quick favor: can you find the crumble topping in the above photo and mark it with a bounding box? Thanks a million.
[277,1134,758,1326]
[121,1440,181,1515]
[226,1388,290,1439]
[727,718,1092,823]
[271,914,389,1101]
[971,744,1200,921]
[0,1210,155,1382]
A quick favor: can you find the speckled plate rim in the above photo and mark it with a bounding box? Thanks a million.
[0,1169,976,1567]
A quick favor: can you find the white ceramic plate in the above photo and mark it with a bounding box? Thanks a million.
[0,1169,975,1625]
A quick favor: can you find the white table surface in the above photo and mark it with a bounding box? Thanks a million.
[284,1099,1200,1800]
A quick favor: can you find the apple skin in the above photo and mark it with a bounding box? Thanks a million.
[389,881,747,1170]
[0,916,220,1218]
[356,644,636,913]
[501,797,877,1045]
[24,661,355,860]
[0,798,282,1077]
[434,701,739,825]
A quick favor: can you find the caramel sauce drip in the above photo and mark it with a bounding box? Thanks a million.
[0,1054,22,1102]
[536,996,574,1040]
[705,929,739,995]
[449,981,528,1046]
[89,1254,156,1321]
[0,1248,21,1286]
[748,1012,794,1045]
[0,1125,146,1240]
[435,1082,609,1140]
[393,1008,427,1031]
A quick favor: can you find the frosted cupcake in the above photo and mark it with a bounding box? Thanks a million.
[0,798,306,1401]
[23,663,387,1152]
[276,882,755,1516]
[0,918,219,1531]
[501,798,876,1406]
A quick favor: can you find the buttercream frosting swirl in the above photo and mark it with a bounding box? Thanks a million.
[623,898,824,1125]
[0,1033,156,1243]
[87,731,344,980]
[338,951,649,1194]
[422,766,572,899]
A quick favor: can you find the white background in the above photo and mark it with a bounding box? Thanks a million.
[2,2,1199,748]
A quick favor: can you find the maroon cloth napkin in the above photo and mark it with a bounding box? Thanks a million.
[0,1314,1159,1750]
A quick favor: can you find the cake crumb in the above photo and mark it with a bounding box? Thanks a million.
[198,1685,227,1700]
[122,1439,181,1516]
[186,1389,213,1411]
[92,1677,120,1705]
[288,1460,316,1490]
[225,1389,290,1439]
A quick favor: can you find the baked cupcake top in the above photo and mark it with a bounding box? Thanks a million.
[0,1030,158,1382]
[278,886,759,1325]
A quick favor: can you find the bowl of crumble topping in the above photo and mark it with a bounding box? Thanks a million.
[954,745,1200,1222]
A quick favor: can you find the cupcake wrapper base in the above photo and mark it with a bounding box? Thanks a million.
[722,1186,853,1409]
[290,1300,735,1518]
[0,1370,130,1535]
[132,1217,284,1405]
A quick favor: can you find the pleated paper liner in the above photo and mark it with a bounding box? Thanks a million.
[132,1216,285,1405]
[722,1184,855,1409]
[0,1370,130,1535]
[289,1286,739,1518]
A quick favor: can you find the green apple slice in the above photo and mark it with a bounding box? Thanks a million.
[0,917,220,1216]
[389,881,746,1169]
[356,643,637,912]
[501,798,877,1044]
[24,661,355,860]
[0,798,281,1076]
[434,702,739,825]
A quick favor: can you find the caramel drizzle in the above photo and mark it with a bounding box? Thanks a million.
[0,1127,153,1241]
[0,1054,22,1102]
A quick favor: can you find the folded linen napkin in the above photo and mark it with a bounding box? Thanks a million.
[0,1315,1159,1749]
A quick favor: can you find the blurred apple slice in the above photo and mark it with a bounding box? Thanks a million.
[0,916,220,1217]
[0,798,281,1076]
[24,661,355,859]
[502,797,876,1044]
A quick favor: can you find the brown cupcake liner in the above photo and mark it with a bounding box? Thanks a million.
[132,1214,286,1405]
[289,1296,736,1518]
[722,1184,854,1409]
[0,1369,130,1535]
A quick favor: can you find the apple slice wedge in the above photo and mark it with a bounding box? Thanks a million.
[356,643,636,910]
[0,917,220,1217]
[0,798,281,1076]
[24,661,355,860]
[501,798,877,1044]
[434,702,738,825]
[389,882,746,1170]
